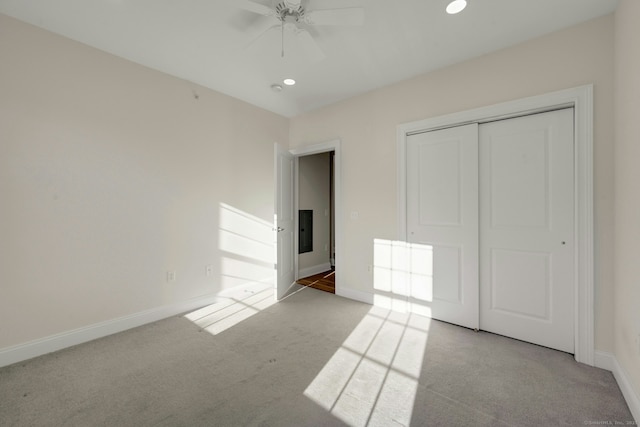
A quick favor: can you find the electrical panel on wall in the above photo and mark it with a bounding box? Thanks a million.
[299,210,313,254]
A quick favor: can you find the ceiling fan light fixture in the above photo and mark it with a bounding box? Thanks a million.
[283,78,296,86]
[446,0,467,14]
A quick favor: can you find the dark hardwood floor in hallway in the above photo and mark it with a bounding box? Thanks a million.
[296,270,335,294]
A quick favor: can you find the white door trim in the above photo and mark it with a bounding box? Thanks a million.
[396,85,594,365]
[290,139,342,295]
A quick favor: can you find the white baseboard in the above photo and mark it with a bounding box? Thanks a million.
[298,263,332,279]
[594,351,640,422]
[336,287,374,305]
[0,293,220,369]
[594,350,616,371]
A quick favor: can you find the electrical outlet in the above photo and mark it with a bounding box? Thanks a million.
[167,271,176,282]
[206,265,213,277]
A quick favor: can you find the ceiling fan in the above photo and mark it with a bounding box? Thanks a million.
[238,0,365,61]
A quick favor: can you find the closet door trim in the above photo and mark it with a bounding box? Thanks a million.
[396,85,594,365]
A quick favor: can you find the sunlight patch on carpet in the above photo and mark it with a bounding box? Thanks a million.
[184,283,275,335]
[304,307,431,426]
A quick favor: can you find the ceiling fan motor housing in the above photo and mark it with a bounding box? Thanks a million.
[276,1,305,22]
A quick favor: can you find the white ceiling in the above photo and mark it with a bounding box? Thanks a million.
[0,0,618,118]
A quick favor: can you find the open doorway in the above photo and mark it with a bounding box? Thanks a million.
[275,139,342,300]
[295,151,335,294]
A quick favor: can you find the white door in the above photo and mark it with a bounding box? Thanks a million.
[479,109,574,353]
[274,143,295,300]
[406,123,479,329]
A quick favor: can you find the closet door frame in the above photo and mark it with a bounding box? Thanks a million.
[396,85,594,366]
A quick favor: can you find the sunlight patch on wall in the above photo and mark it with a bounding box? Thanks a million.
[373,239,433,317]
[218,203,274,292]
[220,256,273,290]
[219,203,273,265]
[183,203,276,335]
[304,306,431,426]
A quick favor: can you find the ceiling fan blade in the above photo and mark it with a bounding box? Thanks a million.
[238,0,274,16]
[296,29,326,62]
[245,23,280,50]
[305,8,365,26]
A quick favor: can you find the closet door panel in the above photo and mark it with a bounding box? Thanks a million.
[406,124,479,328]
[479,108,574,353]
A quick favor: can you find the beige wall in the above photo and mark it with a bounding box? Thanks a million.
[290,16,615,352]
[614,0,640,403]
[298,153,331,272]
[0,14,289,349]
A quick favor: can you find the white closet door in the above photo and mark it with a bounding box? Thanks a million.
[406,124,479,329]
[479,109,574,353]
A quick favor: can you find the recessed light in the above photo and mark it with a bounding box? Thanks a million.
[270,84,283,92]
[446,0,467,14]
[283,78,296,86]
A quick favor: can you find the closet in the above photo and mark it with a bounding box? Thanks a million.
[406,108,574,353]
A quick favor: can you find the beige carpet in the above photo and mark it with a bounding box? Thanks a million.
[0,287,634,426]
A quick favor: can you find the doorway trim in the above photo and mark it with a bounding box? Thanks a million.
[396,85,594,366]
[290,139,342,296]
